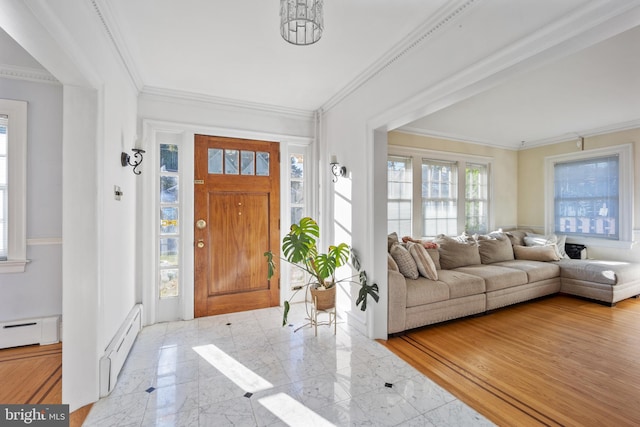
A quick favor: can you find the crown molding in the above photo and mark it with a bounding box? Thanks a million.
[141,86,315,120]
[397,118,640,151]
[0,63,59,85]
[394,127,519,151]
[321,0,479,113]
[90,0,144,92]
[520,118,640,149]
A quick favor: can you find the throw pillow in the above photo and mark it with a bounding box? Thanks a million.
[477,234,514,264]
[426,248,441,270]
[388,253,399,272]
[389,243,419,279]
[435,234,482,270]
[407,242,438,280]
[513,244,560,261]
[388,232,399,252]
[504,229,531,246]
[524,232,567,259]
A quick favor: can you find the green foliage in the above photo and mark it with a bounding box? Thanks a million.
[264,217,379,326]
[264,251,275,280]
[282,217,319,263]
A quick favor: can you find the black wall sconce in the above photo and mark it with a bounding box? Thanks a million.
[329,155,347,183]
[121,148,146,175]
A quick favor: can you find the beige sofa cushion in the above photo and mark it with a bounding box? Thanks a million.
[436,270,486,299]
[455,265,528,292]
[406,277,449,307]
[436,234,481,270]
[390,243,419,279]
[493,260,560,283]
[477,234,514,264]
[514,244,560,261]
[556,259,640,285]
[407,242,438,280]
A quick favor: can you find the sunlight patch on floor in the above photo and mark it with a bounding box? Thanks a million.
[258,393,336,427]
[193,344,273,393]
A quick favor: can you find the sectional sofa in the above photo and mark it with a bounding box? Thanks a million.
[387,230,640,334]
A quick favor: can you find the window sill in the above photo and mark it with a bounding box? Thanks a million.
[565,237,635,250]
[0,260,29,273]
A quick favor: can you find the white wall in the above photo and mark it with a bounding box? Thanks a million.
[0,0,140,411]
[0,76,62,322]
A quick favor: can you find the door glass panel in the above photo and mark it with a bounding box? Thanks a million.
[160,207,179,234]
[225,149,239,174]
[160,176,179,203]
[208,148,223,174]
[241,151,255,175]
[160,144,178,172]
[256,152,270,176]
[159,268,179,298]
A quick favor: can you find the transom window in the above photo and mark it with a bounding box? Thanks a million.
[388,149,492,237]
[208,148,270,176]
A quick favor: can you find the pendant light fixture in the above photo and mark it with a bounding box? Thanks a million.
[280,0,324,46]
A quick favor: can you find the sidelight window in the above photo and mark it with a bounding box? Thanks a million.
[159,143,180,298]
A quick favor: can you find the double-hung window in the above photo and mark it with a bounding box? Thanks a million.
[388,148,491,237]
[545,144,633,247]
[0,99,28,273]
[387,156,412,237]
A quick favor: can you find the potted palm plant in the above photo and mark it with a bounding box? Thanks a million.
[264,216,379,326]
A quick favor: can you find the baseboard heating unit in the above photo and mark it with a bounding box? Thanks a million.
[0,316,60,349]
[99,304,143,397]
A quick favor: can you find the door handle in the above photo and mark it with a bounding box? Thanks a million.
[197,239,205,248]
[196,219,207,229]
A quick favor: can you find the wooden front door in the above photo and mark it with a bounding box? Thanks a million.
[194,135,280,317]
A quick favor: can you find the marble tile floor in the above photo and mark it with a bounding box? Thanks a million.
[83,304,494,426]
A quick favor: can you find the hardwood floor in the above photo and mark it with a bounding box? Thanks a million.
[381,295,640,427]
[0,342,62,404]
[0,342,90,426]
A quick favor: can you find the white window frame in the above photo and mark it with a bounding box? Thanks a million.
[544,143,633,249]
[388,146,493,238]
[0,99,28,273]
[387,155,413,237]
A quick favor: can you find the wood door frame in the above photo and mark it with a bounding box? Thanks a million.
[141,119,315,325]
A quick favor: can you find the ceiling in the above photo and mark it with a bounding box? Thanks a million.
[402,24,640,149]
[106,0,448,112]
[1,1,639,150]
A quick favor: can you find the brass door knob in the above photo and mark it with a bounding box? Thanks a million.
[196,219,207,229]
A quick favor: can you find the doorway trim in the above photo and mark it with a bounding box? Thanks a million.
[141,119,314,325]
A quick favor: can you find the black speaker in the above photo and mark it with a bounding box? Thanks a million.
[565,243,586,259]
